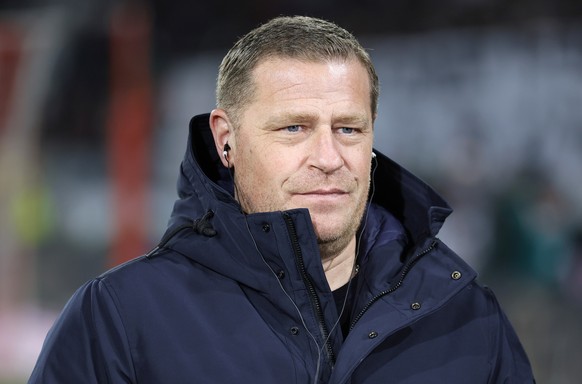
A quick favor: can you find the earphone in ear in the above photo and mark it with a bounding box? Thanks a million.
[223,143,231,161]
[371,151,376,159]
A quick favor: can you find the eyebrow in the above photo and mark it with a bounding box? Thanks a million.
[333,114,371,127]
[264,112,317,127]
[265,112,371,128]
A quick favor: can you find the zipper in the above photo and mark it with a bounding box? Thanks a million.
[282,213,336,365]
[349,239,438,331]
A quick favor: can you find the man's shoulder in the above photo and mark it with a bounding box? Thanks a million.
[94,248,194,291]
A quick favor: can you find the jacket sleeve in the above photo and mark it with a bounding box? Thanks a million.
[485,287,536,383]
[28,278,136,383]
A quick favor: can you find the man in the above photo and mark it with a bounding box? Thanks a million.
[30,16,534,383]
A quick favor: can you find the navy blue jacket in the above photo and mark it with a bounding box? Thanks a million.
[30,114,534,383]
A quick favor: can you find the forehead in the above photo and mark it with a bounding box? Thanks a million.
[252,55,367,82]
[248,57,372,108]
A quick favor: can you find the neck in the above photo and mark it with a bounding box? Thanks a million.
[320,236,357,291]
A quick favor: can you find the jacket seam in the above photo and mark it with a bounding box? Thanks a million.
[97,276,139,383]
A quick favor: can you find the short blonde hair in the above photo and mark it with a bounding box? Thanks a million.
[216,16,379,125]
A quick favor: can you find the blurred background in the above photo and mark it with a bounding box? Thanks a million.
[1,0,582,382]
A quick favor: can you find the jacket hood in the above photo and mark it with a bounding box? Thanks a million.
[168,113,452,244]
[159,113,453,293]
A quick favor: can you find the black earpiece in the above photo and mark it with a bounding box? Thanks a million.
[223,143,231,160]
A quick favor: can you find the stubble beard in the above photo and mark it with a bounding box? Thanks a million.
[234,172,371,261]
[315,185,369,261]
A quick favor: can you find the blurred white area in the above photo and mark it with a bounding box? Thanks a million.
[0,306,57,380]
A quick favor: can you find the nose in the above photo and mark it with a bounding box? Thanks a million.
[309,128,344,173]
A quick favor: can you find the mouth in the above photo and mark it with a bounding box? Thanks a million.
[293,189,350,205]
[297,188,348,196]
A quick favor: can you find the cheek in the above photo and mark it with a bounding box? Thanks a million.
[239,149,282,185]
[361,159,373,179]
[350,152,374,179]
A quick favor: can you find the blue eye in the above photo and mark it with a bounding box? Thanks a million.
[340,127,355,134]
[286,125,301,132]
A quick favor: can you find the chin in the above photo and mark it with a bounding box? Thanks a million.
[312,220,350,243]
[311,206,364,241]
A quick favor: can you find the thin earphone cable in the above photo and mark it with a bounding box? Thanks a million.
[226,155,324,384]
[242,215,325,384]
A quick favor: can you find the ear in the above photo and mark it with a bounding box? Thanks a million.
[209,109,234,167]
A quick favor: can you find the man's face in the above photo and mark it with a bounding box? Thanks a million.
[230,57,374,254]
